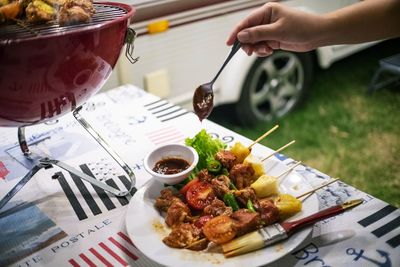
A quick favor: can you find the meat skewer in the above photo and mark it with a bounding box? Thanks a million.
[155,130,303,255]
[221,199,363,257]
[230,125,279,165]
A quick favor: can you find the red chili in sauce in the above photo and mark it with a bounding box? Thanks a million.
[153,157,190,175]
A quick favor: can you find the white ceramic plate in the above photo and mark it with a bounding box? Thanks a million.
[125,158,318,267]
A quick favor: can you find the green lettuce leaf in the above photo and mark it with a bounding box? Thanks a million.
[185,129,226,178]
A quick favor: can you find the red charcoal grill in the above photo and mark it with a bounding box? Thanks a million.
[0,2,139,209]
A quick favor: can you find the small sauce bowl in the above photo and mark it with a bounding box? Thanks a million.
[143,144,199,185]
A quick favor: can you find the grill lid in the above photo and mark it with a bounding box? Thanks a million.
[0,4,128,41]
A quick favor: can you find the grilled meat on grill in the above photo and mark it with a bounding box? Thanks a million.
[0,0,94,25]
[58,0,94,25]
[0,0,23,23]
[25,0,58,23]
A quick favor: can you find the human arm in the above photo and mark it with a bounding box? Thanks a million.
[226,0,400,56]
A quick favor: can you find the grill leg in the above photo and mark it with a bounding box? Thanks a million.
[18,126,31,156]
[72,106,136,196]
[14,111,137,199]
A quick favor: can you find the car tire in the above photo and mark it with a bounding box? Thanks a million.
[235,51,314,127]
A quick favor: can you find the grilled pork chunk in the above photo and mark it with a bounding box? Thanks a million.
[229,163,256,189]
[230,209,262,236]
[257,198,280,225]
[163,223,202,248]
[197,169,213,183]
[0,0,24,24]
[58,0,94,25]
[215,150,237,170]
[211,175,231,198]
[203,198,233,217]
[25,0,67,23]
[154,188,181,212]
[233,187,257,206]
[165,198,191,227]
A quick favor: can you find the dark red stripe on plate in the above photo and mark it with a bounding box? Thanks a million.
[69,259,80,267]
[90,248,113,267]
[99,242,128,266]
[118,232,135,247]
[79,253,96,267]
[109,237,138,260]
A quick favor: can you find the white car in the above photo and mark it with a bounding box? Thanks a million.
[104,0,378,126]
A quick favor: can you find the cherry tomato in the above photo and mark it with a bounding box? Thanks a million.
[179,178,199,195]
[194,215,213,229]
[203,215,237,244]
[186,181,216,210]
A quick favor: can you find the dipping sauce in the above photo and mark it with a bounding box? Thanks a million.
[193,85,214,121]
[153,157,190,175]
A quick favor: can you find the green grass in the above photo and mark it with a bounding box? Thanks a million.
[210,38,400,207]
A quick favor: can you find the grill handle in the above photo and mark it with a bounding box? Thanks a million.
[125,28,139,64]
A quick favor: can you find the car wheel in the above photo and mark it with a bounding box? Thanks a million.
[236,51,313,126]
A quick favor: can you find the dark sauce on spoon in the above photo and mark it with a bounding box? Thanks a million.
[192,40,241,121]
[153,157,190,175]
[193,84,214,121]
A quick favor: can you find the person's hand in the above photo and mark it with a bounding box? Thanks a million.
[226,2,325,56]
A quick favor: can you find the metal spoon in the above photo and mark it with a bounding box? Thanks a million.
[193,40,241,121]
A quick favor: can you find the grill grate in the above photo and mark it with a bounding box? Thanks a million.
[0,4,127,41]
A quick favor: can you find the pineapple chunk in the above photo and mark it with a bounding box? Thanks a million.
[250,174,279,198]
[230,142,250,164]
[243,154,265,177]
[275,194,302,219]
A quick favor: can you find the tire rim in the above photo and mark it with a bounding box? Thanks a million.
[248,51,305,120]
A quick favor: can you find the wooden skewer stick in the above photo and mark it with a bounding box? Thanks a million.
[248,125,279,149]
[261,140,296,162]
[276,161,302,181]
[184,238,207,249]
[296,178,340,199]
